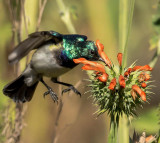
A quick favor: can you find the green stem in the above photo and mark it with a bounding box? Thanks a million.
[149,39,160,68]
[119,0,135,69]
[118,0,135,143]
[118,115,129,143]
[108,116,118,143]
[56,0,76,34]
[119,0,128,53]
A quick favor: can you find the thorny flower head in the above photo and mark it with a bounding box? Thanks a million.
[73,40,153,122]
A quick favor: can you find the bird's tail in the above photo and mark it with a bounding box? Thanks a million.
[3,75,38,102]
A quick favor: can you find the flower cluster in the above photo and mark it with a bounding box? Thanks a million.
[73,40,153,119]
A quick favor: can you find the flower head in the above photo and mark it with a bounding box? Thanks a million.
[73,40,153,119]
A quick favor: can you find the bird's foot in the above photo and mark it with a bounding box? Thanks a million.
[62,86,81,97]
[44,88,58,103]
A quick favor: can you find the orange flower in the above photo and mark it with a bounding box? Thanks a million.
[140,92,146,101]
[82,65,108,82]
[138,73,146,82]
[98,73,108,82]
[132,85,146,101]
[73,58,108,82]
[117,53,122,67]
[119,75,125,88]
[109,78,116,90]
[144,73,150,81]
[95,40,104,51]
[141,82,147,88]
[132,65,152,71]
[73,58,105,70]
[82,64,105,73]
[138,72,150,82]
[124,68,132,77]
[96,40,112,68]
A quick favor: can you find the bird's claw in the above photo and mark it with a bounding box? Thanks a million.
[62,86,81,97]
[43,88,58,103]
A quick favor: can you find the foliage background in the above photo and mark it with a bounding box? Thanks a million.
[0,0,159,143]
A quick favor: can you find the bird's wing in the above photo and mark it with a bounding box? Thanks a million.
[8,31,63,64]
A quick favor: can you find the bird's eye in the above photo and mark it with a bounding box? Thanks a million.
[90,50,94,55]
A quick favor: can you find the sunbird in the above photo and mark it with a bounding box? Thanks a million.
[3,31,103,103]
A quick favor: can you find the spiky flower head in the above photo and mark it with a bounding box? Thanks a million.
[73,40,153,123]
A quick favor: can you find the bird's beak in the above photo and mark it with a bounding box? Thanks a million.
[98,57,105,63]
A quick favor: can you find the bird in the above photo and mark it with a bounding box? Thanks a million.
[3,30,103,103]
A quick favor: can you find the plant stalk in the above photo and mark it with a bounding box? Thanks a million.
[56,0,76,34]
[117,0,135,143]
[108,116,118,143]
[119,0,135,69]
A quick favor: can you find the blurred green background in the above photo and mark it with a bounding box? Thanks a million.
[0,0,159,143]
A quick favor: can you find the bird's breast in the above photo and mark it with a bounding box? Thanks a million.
[31,43,71,77]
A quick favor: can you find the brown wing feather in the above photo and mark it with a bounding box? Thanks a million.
[8,31,63,64]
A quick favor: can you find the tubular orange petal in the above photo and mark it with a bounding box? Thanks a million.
[100,52,112,68]
[141,82,147,88]
[73,58,105,69]
[81,64,108,82]
[96,40,104,51]
[73,58,86,63]
[132,85,146,101]
[82,64,106,73]
[141,91,146,101]
[117,53,122,67]
[108,78,116,90]
[73,58,92,64]
[132,65,152,71]
[98,73,108,82]
[132,85,141,94]
[119,75,125,88]
[96,40,112,68]
[124,68,132,77]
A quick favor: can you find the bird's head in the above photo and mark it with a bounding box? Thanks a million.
[78,41,103,61]
[62,35,104,62]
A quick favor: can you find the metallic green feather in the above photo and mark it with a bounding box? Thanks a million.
[62,38,98,60]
